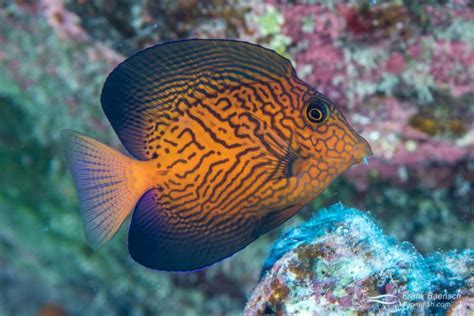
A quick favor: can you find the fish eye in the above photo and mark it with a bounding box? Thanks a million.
[306,100,329,124]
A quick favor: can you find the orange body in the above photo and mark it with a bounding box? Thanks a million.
[61,39,372,271]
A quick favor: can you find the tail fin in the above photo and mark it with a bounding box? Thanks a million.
[60,129,155,249]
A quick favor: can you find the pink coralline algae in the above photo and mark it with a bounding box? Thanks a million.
[384,52,406,75]
[272,1,474,190]
[430,40,474,97]
[244,204,473,315]
[40,0,88,41]
[275,2,348,102]
[345,96,472,190]
[39,0,123,65]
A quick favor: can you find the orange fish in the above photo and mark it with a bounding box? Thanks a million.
[61,39,372,271]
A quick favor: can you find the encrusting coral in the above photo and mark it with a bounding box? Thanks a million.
[245,204,473,315]
[272,0,474,189]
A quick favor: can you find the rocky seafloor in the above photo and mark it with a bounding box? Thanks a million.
[0,1,473,315]
[245,204,473,315]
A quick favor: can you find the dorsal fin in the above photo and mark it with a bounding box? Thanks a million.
[100,39,295,160]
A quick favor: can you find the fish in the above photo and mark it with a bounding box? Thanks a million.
[61,39,372,271]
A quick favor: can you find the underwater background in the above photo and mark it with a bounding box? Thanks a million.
[0,0,472,315]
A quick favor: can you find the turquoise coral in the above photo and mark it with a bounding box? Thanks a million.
[245,204,473,315]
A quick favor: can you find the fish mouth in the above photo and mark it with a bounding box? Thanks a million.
[351,137,373,166]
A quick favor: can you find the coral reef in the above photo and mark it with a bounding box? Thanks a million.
[0,0,472,315]
[426,249,474,315]
[269,0,474,259]
[245,204,473,315]
[272,1,474,188]
[64,0,260,55]
[0,2,262,315]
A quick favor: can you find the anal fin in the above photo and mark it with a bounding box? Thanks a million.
[129,189,211,271]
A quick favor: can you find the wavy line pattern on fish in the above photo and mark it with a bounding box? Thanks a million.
[61,39,372,271]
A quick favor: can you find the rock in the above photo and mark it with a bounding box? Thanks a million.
[245,203,473,315]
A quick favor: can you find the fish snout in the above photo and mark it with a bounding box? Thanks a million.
[350,137,373,165]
